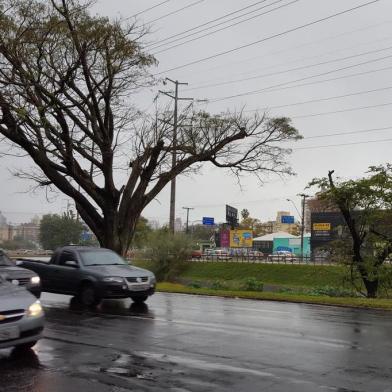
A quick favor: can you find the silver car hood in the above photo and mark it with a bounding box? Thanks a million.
[0,282,37,311]
[0,265,36,279]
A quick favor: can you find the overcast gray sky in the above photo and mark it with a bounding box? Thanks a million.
[1,0,391,225]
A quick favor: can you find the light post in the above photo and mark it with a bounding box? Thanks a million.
[182,207,194,234]
[287,195,309,260]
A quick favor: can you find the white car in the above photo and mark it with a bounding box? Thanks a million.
[268,251,297,262]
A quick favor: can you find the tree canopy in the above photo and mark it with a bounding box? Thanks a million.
[39,213,84,250]
[310,164,392,298]
[0,0,300,255]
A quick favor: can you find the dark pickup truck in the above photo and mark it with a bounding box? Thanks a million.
[0,249,41,298]
[17,246,156,306]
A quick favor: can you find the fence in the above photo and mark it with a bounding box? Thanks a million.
[188,254,333,265]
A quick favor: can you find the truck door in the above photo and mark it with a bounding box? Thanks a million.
[54,251,81,294]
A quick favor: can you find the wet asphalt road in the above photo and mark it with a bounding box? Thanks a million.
[1,293,392,392]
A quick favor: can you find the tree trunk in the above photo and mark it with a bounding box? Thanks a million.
[363,278,379,298]
[92,210,139,257]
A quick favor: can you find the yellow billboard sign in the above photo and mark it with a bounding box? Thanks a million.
[230,230,253,248]
[313,223,331,231]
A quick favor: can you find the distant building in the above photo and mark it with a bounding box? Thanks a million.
[273,234,311,257]
[252,231,296,254]
[273,211,300,235]
[252,231,311,256]
[174,217,183,232]
[0,225,13,242]
[0,211,7,227]
[14,221,40,243]
[305,196,339,232]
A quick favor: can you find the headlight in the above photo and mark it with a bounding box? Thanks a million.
[28,301,43,317]
[30,276,40,285]
[150,275,156,286]
[102,277,124,283]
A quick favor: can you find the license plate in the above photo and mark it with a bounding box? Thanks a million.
[0,326,20,341]
[128,284,149,291]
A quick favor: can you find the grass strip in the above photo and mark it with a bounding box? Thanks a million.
[156,282,392,311]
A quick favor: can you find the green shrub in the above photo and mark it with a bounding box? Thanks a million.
[146,230,192,282]
[307,286,354,297]
[241,277,264,292]
[211,280,227,290]
[188,281,202,289]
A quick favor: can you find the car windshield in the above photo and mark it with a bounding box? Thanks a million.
[0,251,13,267]
[79,250,127,266]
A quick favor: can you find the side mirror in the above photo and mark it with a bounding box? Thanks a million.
[64,260,78,268]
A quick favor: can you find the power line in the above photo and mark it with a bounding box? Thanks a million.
[293,137,392,151]
[155,0,382,75]
[185,45,392,92]
[237,65,392,99]
[244,85,392,112]
[145,0,205,24]
[147,0,271,48]
[304,125,392,139]
[152,0,300,55]
[127,0,172,19]
[291,101,392,119]
[210,54,392,102]
[186,20,392,79]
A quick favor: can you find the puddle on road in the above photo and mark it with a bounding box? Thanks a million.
[101,353,155,381]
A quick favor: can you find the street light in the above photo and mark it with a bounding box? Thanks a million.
[298,194,310,260]
[287,195,310,260]
[286,198,301,220]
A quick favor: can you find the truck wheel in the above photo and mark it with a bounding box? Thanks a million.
[79,283,101,307]
[131,296,148,304]
[15,341,37,351]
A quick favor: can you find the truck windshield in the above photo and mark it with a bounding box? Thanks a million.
[0,251,13,267]
[79,250,127,266]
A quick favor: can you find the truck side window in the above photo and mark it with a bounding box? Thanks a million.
[59,251,78,267]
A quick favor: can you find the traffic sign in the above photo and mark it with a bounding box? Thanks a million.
[202,217,215,225]
[281,215,294,224]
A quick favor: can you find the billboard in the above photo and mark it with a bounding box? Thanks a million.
[313,223,331,231]
[281,215,295,224]
[226,205,238,227]
[220,229,230,248]
[229,229,253,248]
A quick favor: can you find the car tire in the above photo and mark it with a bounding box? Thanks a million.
[131,296,148,304]
[15,340,37,351]
[79,283,101,307]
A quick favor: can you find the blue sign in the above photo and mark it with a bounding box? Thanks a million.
[281,215,295,224]
[202,217,215,225]
[80,231,93,241]
[276,246,293,252]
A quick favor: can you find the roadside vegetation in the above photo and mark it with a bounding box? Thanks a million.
[134,258,392,310]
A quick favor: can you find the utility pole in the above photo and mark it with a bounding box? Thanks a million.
[159,78,193,234]
[182,207,194,234]
[299,193,310,260]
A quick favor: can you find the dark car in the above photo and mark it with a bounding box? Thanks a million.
[0,275,44,351]
[19,246,156,306]
[0,250,41,298]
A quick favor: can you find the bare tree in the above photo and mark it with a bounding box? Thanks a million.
[0,0,300,255]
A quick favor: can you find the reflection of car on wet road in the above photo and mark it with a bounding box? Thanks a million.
[0,275,44,351]
[18,246,156,306]
[0,249,41,298]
